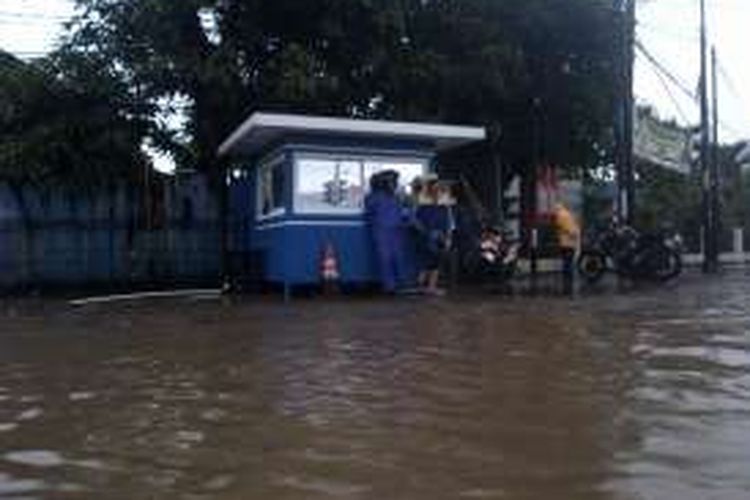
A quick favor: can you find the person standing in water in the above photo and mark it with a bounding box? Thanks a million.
[365,171,406,294]
[415,176,451,296]
[553,202,580,294]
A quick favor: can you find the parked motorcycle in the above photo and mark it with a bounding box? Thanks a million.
[577,221,682,283]
[463,227,519,284]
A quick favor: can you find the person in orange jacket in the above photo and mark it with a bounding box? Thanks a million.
[553,202,580,294]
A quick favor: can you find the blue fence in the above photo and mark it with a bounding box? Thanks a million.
[0,176,227,292]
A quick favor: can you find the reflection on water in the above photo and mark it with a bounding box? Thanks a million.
[1,276,750,499]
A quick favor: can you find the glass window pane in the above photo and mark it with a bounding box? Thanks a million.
[295,156,424,214]
[338,161,364,209]
[296,159,338,212]
[271,164,285,209]
[258,161,285,217]
[259,168,272,216]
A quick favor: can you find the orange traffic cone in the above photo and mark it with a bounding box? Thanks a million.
[320,242,340,295]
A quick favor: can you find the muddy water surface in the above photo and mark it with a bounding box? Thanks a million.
[1,276,750,499]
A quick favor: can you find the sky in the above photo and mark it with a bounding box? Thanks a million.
[635,0,749,143]
[0,0,74,58]
[1,0,748,149]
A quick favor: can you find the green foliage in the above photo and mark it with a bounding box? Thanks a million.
[0,50,148,188]
[60,0,620,178]
[635,142,746,251]
[635,164,702,236]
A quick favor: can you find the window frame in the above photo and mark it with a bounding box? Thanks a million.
[256,154,287,221]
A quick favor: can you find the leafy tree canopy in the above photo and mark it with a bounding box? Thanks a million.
[0,49,148,189]
[56,0,619,177]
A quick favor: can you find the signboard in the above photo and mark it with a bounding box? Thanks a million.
[536,165,558,221]
[533,166,582,223]
[633,110,692,175]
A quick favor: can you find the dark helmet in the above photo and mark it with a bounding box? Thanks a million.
[369,170,399,192]
[369,172,386,191]
[381,170,399,190]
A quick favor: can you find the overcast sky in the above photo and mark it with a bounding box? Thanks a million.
[636,0,750,143]
[1,0,748,146]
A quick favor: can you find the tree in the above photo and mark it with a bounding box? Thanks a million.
[0,50,148,189]
[63,0,247,174]
[61,0,620,179]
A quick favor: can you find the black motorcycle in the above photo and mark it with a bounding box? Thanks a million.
[577,221,682,283]
[462,227,520,285]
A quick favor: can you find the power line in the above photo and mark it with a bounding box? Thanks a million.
[636,51,692,125]
[636,38,744,139]
[635,39,698,102]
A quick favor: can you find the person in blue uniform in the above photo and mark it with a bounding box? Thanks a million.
[365,170,407,294]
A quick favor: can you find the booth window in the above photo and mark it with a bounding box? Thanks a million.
[295,159,364,213]
[258,158,286,218]
[295,156,425,214]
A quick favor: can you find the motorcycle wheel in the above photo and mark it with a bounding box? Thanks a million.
[652,245,682,282]
[577,250,607,283]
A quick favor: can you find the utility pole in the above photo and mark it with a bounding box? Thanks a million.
[615,0,636,224]
[699,0,716,273]
[529,97,542,287]
[710,46,721,269]
[623,0,636,225]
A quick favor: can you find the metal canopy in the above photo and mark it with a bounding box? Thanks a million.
[218,112,486,157]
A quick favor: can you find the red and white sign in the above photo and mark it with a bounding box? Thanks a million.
[536,164,559,222]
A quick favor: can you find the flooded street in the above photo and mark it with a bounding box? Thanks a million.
[1,275,750,499]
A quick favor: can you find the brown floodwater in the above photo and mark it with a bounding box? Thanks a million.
[1,275,750,499]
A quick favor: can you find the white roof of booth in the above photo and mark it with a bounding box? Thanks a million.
[218,112,486,157]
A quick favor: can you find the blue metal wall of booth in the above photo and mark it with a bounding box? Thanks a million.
[231,138,434,288]
[253,218,419,287]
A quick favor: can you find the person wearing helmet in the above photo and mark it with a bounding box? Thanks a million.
[365,170,406,294]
